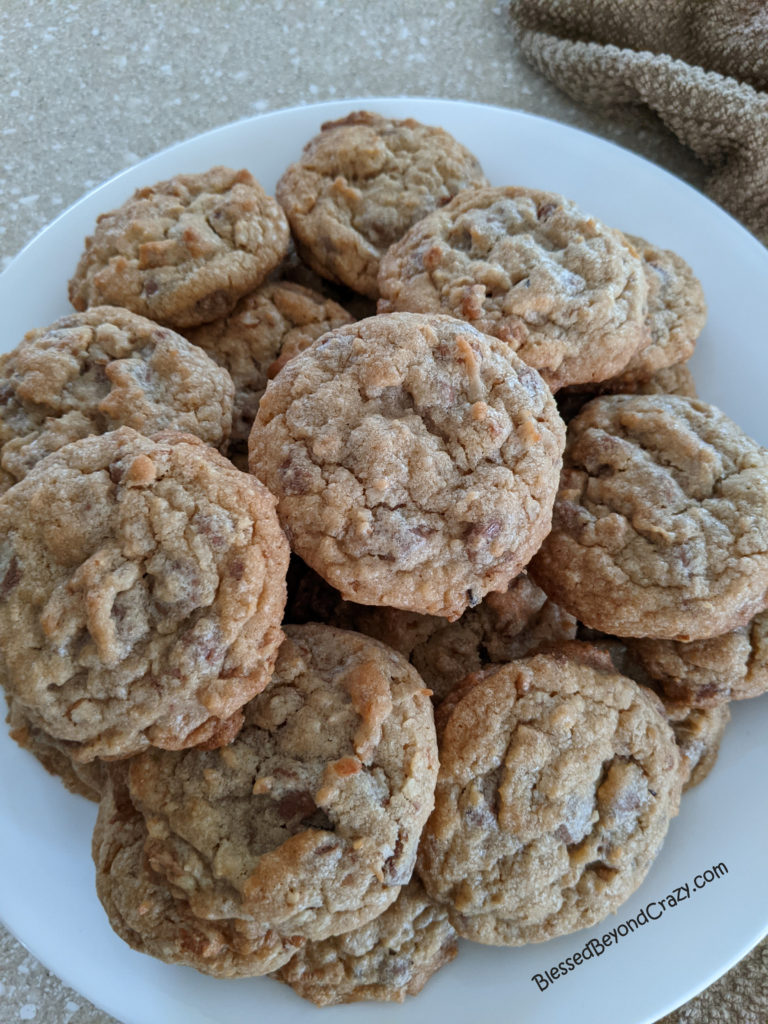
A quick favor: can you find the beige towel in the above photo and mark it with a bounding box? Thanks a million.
[509,0,768,241]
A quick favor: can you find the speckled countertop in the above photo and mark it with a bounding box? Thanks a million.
[0,2,765,1023]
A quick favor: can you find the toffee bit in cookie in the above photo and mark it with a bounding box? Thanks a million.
[250,312,565,620]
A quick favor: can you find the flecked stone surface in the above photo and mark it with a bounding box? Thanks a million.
[0,1,764,1022]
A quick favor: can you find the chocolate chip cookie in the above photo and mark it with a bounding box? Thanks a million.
[377,187,650,390]
[626,608,768,706]
[0,307,234,493]
[93,624,439,975]
[276,111,489,298]
[0,427,288,761]
[608,234,706,387]
[185,280,352,446]
[418,645,683,945]
[69,167,290,328]
[249,312,565,620]
[531,395,768,640]
[5,696,103,801]
[273,877,457,1005]
[94,765,303,977]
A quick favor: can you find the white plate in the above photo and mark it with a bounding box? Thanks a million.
[1,98,767,1024]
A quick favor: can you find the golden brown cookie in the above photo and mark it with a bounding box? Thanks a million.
[418,646,683,945]
[663,700,730,792]
[69,167,290,328]
[93,624,439,976]
[0,428,288,761]
[5,696,104,802]
[0,307,234,494]
[607,234,706,387]
[272,877,457,1005]
[276,111,489,299]
[626,608,768,706]
[531,395,768,640]
[184,280,353,447]
[249,313,565,620]
[377,186,650,390]
[93,765,303,977]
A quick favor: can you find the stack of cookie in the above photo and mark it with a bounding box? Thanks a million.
[0,108,766,1008]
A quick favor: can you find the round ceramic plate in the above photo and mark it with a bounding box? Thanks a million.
[1,98,767,1024]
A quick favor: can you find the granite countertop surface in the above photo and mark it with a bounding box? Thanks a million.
[0,2,765,1023]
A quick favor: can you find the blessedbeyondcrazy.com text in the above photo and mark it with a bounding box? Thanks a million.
[532,861,728,992]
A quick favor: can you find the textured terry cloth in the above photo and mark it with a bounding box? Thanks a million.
[509,0,768,241]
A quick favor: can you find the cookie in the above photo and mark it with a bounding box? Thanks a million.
[417,646,683,945]
[288,566,577,703]
[626,608,768,706]
[530,394,768,640]
[272,877,457,1005]
[93,624,439,975]
[276,111,489,298]
[68,167,290,328]
[556,359,697,424]
[0,428,288,761]
[607,234,706,387]
[249,313,565,620]
[377,186,649,390]
[569,633,730,792]
[663,701,730,792]
[93,765,303,977]
[0,307,234,493]
[185,280,353,445]
[5,696,103,802]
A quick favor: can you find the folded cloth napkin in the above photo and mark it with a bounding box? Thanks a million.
[509,0,768,240]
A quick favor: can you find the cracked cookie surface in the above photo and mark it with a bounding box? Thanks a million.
[249,313,565,620]
[377,186,649,390]
[530,395,768,640]
[272,876,457,1005]
[0,307,234,493]
[95,623,438,968]
[417,646,683,945]
[185,280,352,446]
[276,111,489,299]
[68,167,290,328]
[0,427,288,760]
